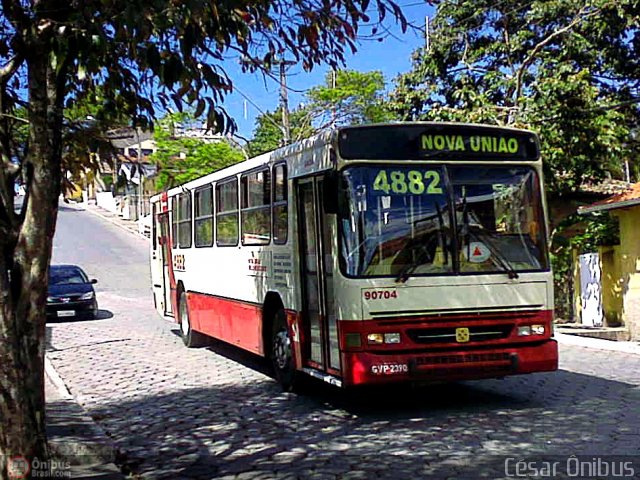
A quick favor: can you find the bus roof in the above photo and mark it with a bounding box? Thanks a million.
[151,122,539,202]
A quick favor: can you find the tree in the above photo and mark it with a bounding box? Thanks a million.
[152,114,246,189]
[307,69,394,128]
[0,1,406,475]
[390,0,640,195]
[247,69,393,157]
[247,107,314,157]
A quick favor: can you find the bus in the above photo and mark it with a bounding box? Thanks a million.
[149,123,558,390]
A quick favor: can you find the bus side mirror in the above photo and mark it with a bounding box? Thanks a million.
[323,172,339,214]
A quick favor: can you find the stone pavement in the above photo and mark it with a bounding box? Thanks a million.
[47,310,640,479]
[43,202,640,479]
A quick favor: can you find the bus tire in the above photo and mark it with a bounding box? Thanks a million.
[271,308,299,391]
[178,291,208,348]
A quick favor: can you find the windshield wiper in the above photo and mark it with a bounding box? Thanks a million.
[467,226,519,279]
[458,190,519,280]
[435,202,449,265]
[395,244,433,283]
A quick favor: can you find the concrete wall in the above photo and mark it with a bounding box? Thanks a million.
[612,208,640,341]
[96,192,118,214]
[599,245,623,327]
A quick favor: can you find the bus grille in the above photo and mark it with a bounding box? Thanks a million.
[406,325,513,344]
[414,352,512,366]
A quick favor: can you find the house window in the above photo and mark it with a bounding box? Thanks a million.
[194,185,214,247]
[273,164,288,244]
[216,178,239,246]
[241,169,271,245]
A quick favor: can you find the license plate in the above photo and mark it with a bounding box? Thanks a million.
[57,310,75,317]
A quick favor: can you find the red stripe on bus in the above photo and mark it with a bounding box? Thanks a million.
[187,292,264,355]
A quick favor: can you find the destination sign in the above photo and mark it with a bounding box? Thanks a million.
[420,134,520,155]
[337,124,539,161]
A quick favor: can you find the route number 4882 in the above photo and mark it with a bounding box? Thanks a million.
[373,169,443,195]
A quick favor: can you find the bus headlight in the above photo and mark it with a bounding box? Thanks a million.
[517,324,545,336]
[384,333,401,344]
[517,326,532,336]
[345,333,361,348]
[367,333,401,344]
[531,324,545,335]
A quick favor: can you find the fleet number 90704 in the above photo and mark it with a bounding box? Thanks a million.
[363,289,398,300]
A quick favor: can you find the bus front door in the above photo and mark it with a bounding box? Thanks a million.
[157,213,174,317]
[298,178,340,375]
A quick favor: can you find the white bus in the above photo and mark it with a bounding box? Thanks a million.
[150,123,558,390]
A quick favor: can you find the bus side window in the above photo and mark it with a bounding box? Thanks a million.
[178,192,192,248]
[171,196,178,248]
[194,185,214,247]
[273,164,288,245]
[216,178,239,246]
[241,168,271,245]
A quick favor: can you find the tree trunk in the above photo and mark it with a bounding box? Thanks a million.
[0,42,63,479]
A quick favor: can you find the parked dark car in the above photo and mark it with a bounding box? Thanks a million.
[46,265,98,320]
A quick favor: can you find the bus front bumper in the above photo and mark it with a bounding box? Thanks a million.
[341,339,558,387]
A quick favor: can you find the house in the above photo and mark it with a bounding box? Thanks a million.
[578,183,640,341]
[88,128,158,222]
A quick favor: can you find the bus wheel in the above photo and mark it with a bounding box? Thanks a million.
[178,291,208,348]
[271,309,298,391]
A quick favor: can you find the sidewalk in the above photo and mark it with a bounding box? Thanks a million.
[556,331,640,355]
[78,201,150,241]
[46,358,124,479]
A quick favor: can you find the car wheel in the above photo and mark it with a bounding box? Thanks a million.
[178,291,208,348]
[89,300,98,319]
[271,308,301,392]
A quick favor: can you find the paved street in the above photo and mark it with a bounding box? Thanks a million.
[47,205,640,479]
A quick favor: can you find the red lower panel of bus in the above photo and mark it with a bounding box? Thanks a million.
[186,292,264,356]
[341,340,558,387]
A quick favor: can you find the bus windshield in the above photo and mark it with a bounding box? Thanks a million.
[339,165,548,278]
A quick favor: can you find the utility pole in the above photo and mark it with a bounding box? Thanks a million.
[331,69,337,128]
[425,16,430,51]
[136,128,143,221]
[277,59,295,146]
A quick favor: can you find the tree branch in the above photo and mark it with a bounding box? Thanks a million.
[0,56,23,85]
[512,6,600,121]
[0,113,28,124]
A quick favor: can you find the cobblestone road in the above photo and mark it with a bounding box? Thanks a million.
[47,207,640,479]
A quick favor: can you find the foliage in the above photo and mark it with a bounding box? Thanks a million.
[550,212,620,320]
[0,0,406,471]
[247,107,314,157]
[306,69,395,128]
[151,114,245,189]
[247,69,394,157]
[390,0,640,195]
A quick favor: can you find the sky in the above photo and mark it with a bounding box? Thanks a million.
[220,1,436,141]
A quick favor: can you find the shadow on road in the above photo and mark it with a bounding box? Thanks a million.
[78,361,640,478]
[58,204,84,213]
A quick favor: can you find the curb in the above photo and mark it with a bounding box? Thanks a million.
[79,202,150,242]
[556,332,640,355]
[45,356,72,400]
